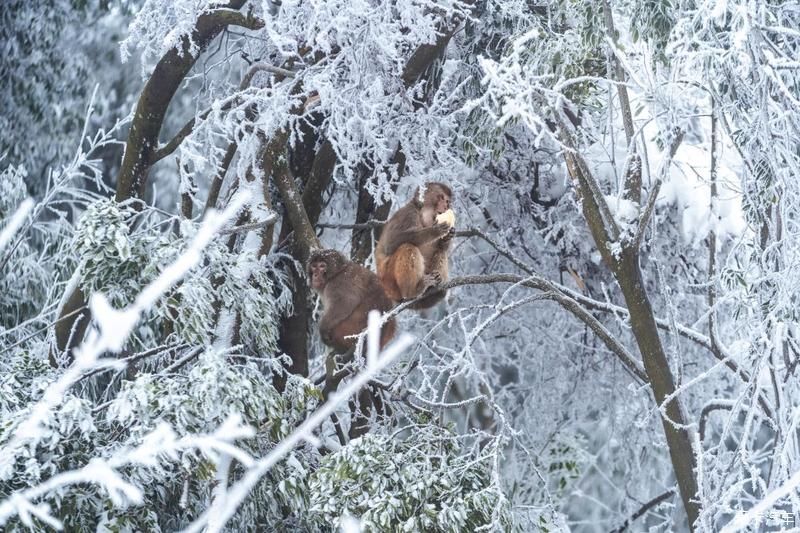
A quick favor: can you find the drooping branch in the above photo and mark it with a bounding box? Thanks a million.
[320,221,747,381]
[397,273,648,383]
[699,400,735,442]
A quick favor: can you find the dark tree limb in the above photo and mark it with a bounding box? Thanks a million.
[402,21,459,87]
[204,142,239,212]
[562,111,700,525]
[300,139,337,229]
[350,149,405,264]
[270,130,321,386]
[116,3,264,202]
[51,287,90,366]
[601,1,640,202]
[699,400,734,442]
[611,489,676,533]
[271,131,321,264]
[53,1,265,360]
[153,108,213,163]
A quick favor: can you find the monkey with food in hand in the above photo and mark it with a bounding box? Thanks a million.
[375,182,455,310]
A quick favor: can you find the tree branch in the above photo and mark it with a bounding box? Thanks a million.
[555,110,621,248]
[632,130,683,249]
[699,400,735,442]
[610,489,676,533]
[399,273,648,383]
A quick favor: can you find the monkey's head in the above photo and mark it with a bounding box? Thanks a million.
[307,249,347,291]
[415,182,452,226]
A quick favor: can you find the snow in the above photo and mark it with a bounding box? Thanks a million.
[4,0,800,530]
[657,144,747,246]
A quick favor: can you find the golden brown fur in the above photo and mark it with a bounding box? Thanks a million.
[375,182,453,309]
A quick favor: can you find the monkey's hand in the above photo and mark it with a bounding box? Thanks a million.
[422,271,442,291]
[434,222,452,237]
[441,226,455,242]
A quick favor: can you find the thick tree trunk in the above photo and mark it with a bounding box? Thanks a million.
[565,146,700,527]
[52,1,263,360]
[349,149,405,264]
[614,252,700,528]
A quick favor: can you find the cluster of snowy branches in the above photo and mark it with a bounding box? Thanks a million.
[2,0,800,531]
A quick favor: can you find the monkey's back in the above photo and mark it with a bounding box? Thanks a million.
[375,202,419,273]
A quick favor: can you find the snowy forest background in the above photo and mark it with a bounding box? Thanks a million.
[2,0,799,531]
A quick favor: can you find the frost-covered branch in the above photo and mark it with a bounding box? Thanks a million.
[397,274,648,383]
[4,192,249,457]
[0,416,254,530]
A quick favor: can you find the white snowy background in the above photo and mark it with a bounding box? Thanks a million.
[1,0,799,531]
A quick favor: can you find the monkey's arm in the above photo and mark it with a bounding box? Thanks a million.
[381,223,450,256]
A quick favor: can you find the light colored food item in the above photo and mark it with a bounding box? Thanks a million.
[435,209,456,228]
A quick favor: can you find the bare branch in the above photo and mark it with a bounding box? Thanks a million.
[396,273,648,383]
[610,489,676,533]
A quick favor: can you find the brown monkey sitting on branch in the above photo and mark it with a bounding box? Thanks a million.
[308,249,397,352]
[375,182,455,309]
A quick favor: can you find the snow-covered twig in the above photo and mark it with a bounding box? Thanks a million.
[0,198,34,252]
[0,192,251,526]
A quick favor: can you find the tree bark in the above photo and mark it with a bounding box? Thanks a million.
[349,149,405,264]
[614,252,700,527]
[116,3,263,201]
[52,2,263,360]
[270,130,321,387]
[566,143,700,526]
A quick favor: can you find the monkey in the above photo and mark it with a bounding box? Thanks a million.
[375,182,454,310]
[307,248,397,353]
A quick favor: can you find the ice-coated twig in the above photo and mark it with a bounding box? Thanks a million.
[0,191,251,492]
[0,198,34,252]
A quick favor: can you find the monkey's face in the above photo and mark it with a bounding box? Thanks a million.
[421,183,452,226]
[433,189,450,215]
[309,260,328,291]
